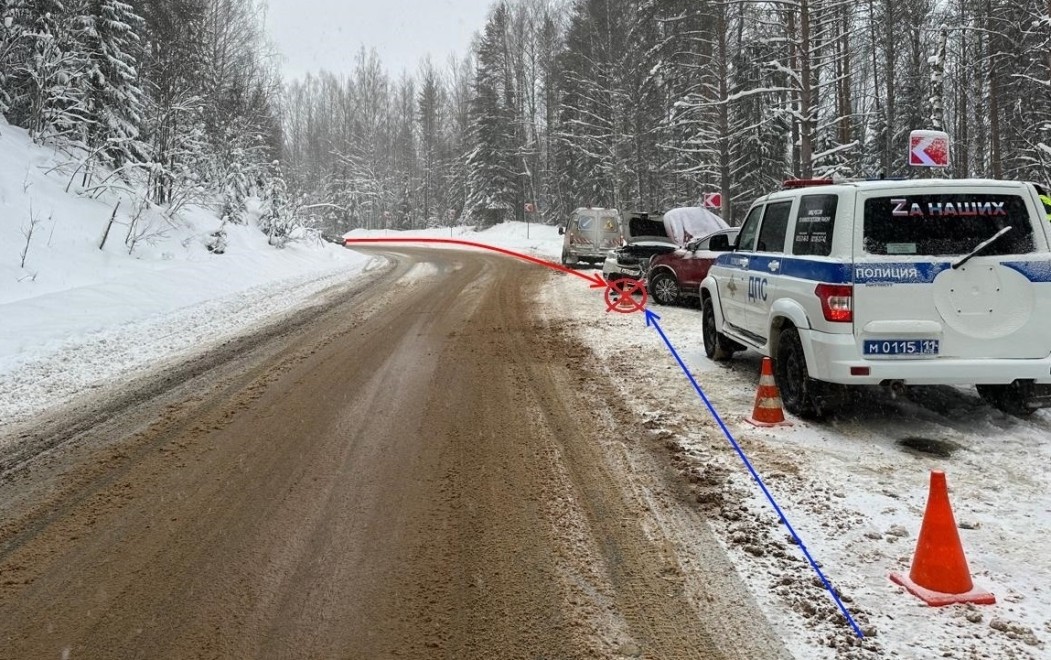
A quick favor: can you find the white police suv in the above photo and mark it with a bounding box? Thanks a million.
[700,178,1051,418]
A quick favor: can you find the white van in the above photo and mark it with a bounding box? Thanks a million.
[560,207,622,266]
[701,179,1051,417]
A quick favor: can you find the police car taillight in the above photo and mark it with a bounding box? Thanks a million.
[782,178,834,189]
[816,284,852,322]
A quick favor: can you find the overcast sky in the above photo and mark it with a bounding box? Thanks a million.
[266,0,495,80]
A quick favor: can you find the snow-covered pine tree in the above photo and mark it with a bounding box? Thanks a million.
[812,1,860,179]
[651,0,732,218]
[1020,0,1051,181]
[392,74,418,229]
[259,160,297,246]
[620,0,667,210]
[557,0,635,210]
[199,0,280,193]
[536,10,564,223]
[0,0,20,117]
[896,0,936,174]
[444,52,474,223]
[729,34,791,219]
[418,57,445,224]
[465,2,518,227]
[7,0,90,141]
[137,0,210,207]
[220,155,249,225]
[994,0,1051,182]
[82,0,147,175]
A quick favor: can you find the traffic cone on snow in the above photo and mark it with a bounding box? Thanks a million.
[745,357,792,427]
[615,282,636,310]
[890,471,995,606]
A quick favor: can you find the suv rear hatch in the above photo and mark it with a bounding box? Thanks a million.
[622,211,670,243]
[853,188,1051,360]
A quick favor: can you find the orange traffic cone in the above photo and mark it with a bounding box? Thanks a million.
[745,357,792,427]
[890,471,995,606]
[616,284,636,310]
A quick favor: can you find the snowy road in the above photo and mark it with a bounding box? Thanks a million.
[0,247,786,659]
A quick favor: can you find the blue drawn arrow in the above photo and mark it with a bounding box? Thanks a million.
[644,308,865,639]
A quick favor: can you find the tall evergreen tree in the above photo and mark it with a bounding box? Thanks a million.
[466,3,518,226]
[7,0,88,140]
[0,0,20,116]
[82,0,147,171]
[418,58,445,224]
[137,0,209,206]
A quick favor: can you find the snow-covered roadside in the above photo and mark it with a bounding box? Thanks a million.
[345,221,563,261]
[0,254,381,430]
[540,276,1051,659]
[0,122,380,429]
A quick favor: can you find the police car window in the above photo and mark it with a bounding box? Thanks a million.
[863,195,1035,256]
[736,206,763,251]
[793,194,837,257]
[756,201,791,253]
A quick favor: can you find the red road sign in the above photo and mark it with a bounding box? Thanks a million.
[703,192,722,209]
[909,130,950,167]
[524,202,536,213]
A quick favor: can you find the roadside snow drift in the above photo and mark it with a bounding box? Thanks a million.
[0,122,372,427]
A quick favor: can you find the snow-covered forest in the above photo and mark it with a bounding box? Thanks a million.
[0,0,299,245]
[2,0,1049,235]
[283,0,1051,230]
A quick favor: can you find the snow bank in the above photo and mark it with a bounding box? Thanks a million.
[0,123,372,426]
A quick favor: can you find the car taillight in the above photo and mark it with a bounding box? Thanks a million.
[815,284,852,322]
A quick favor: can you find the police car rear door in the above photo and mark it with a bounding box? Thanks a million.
[853,183,1051,361]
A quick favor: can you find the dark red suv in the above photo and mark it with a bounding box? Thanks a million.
[646,227,740,305]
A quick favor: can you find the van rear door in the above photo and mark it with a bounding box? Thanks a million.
[597,210,622,250]
[572,209,621,253]
[853,188,1051,360]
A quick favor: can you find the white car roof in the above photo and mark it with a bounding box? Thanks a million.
[755,178,1033,204]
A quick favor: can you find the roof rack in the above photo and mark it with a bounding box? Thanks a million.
[782,178,835,189]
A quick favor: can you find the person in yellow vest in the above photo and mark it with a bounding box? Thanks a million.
[1041,193,1051,221]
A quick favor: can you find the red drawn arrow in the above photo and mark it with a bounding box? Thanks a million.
[343,237,609,289]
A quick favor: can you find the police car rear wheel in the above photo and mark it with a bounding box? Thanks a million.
[775,327,832,420]
[976,384,1037,417]
[650,272,680,306]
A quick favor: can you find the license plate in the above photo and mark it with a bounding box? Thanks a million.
[863,339,940,357]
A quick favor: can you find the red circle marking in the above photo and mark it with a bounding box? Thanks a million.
[604,279,648,314]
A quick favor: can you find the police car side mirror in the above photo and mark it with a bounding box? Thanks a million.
[557,225,565,235]
[709,234,731,252]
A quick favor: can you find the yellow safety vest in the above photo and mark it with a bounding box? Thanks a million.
[1041,194,1051,221]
